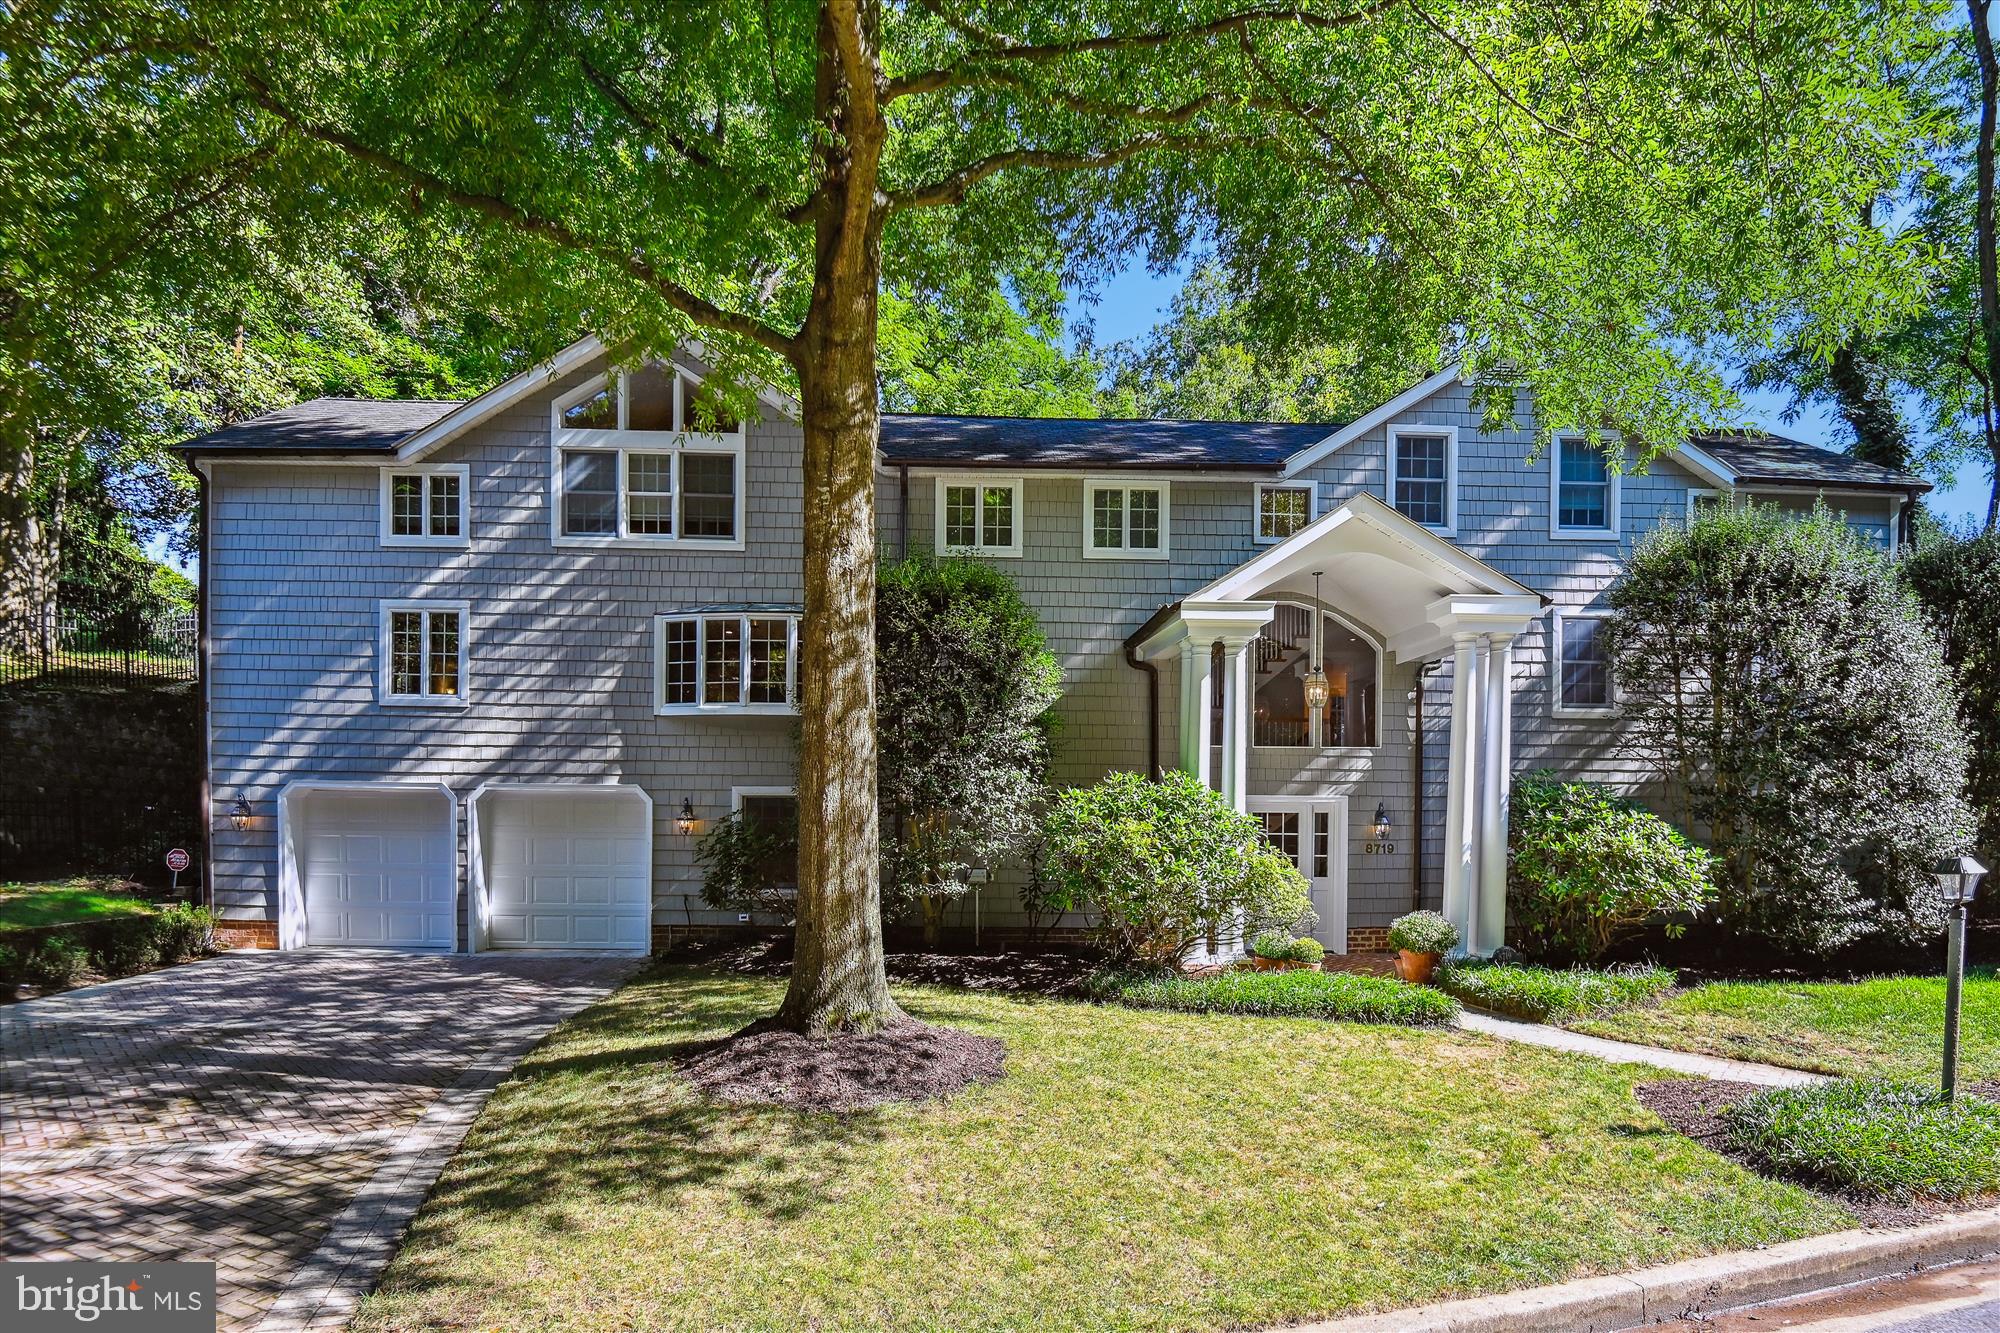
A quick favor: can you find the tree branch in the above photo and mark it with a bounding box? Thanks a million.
[895,65,1282,125]
[228,65,800,358]
[888,0,1403,101]
[886,133,1249,211]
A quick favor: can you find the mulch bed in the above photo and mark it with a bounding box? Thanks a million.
[1637,1078,2000,1228]
[683,937,1103,996]
[676,1016,1007,1113]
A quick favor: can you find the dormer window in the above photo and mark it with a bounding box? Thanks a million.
[551,366,745,549]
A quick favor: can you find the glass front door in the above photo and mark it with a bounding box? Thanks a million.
[1250,797,1348,954]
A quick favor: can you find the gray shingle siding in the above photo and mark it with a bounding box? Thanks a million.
[204,360,1898,945]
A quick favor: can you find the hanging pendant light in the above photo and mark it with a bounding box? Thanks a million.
[1302,571,1332,713]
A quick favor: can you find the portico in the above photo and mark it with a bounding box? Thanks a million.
[1127,493,1542,957]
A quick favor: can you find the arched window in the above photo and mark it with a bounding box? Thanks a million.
[1251,603,1379,748]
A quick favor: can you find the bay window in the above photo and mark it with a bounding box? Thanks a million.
[656,613,798,714]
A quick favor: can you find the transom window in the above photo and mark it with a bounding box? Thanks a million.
[1232,602,1381,748]
[1390,430,1453,530]
[1553,610,1614,715]
[656,613,798,714]
[1256,483,1314,543]
[379,601,468,705]
[1084,481,1169,558]
[936,477,1023,556]
[1553,436,1619,537]
[379,466,468,547]
[552,366,745,548]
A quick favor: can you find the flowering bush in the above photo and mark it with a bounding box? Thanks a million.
[1387,910,1458,956]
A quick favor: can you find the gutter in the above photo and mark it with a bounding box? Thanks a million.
[1123,645,1162,780]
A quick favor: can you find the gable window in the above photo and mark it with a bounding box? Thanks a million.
[379,466,469,547]
[656,613,798,714]
[379,601,469,705]
[1552,436,1620,538]
[1250,602,1380,748]
[1255,483,1314,543]
[1552,610,1614,716]
[551,367,745,549]
[936,476,1023,557]
[1084,481,1169,558]
[1389,428,1455,531]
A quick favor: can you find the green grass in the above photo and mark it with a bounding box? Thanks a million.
[355,966,1850,1333]
[1724,1080,2000,1202]
[0,878,154,931]
[1434,962,1678,1023]
[1088,966,1460,1026]
[1575,972,2000,1082]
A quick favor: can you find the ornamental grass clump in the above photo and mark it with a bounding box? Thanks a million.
[1723,1080,2000,1202]
[1434,961,1677,1022]
[1086,967,1460,1027]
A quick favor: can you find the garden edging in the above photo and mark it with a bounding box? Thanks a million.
[1295,1204,2000,1332]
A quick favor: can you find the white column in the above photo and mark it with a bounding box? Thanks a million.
[1194,643,1214,788]
[1440,632,1482,952]
[1177,639,1201,777]
[1475,632,1515,956]
[1217,639,1252,812]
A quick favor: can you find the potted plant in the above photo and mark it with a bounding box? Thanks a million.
[1387,910,1458,984]
[1249,932,1326,970]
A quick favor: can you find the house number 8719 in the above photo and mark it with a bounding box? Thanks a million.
[1362,841,1397,856]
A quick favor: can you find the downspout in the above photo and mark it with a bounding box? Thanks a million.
[1411,659,1440,913]
[898,463,910,558]
[1125,645,1161,780]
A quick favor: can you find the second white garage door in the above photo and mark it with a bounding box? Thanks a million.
[476,787,652,951]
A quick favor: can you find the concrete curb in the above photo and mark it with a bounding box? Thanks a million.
[1294,1206,2000,1332]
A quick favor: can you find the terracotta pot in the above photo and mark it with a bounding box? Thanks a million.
[1252,956,1305,971]
[1395,949,1440,985]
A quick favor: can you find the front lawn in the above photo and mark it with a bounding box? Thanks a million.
[0,877,154,931]
[1576,972,2000,1082]
[357,966,1849,1333]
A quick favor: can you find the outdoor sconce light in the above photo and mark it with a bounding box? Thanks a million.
[676,797,698,837]
[1932,853,1987,1101]
[1302,571,1332,714]
[228,792,254,832]
[1370,802,1392,840]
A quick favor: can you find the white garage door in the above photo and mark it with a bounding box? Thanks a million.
[480,789,651,950]
[298,789,456,949]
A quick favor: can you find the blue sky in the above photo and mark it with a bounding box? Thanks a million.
[1079,262,1994,530]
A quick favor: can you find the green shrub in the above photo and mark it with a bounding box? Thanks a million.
[1087,967,1459,1027]
[1250,932,1324,964]
[1724,1080,2000,1201]
[82,917,160,977]
[1285,936,1326,966]
[1508,773,1715,963]
[152,905,215,964]
[15,936,90,991]
[1387,910,1458,956]
[1434,961,1677,1022]
[694,811,799,922]
[1040,770,1313,968]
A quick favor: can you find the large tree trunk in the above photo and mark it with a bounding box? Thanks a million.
[775,0,902,1035]
[1824,341,1912,473]
[1969,0,2000,529]
[0,333,51,655]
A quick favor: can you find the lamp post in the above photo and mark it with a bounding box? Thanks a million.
[1932,854,1987,1102]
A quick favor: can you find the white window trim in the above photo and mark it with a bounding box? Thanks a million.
[1385,424,1459,536]
[1548,435,1621,541]
[731,785,798,812]
[548,371,747,552]
[1253,482,1318,545]
[1685,486,1729,522]
[653,613,800,716]
[377,599,471,708]
[1246,601,1384,752]
[934,474,1025,558]
[1082,479,1171,559]
[378,464,470,549]
[1550,607,1617,719]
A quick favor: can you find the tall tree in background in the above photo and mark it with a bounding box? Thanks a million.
[14,0,1952,1034]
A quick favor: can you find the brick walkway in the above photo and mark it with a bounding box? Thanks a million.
[1,950,638,1331]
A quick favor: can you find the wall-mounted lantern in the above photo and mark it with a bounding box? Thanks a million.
[1370,802,1392,840]
[676,797,699,837]
[229,792,254,832]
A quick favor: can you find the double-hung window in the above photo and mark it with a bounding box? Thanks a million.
[656,613,799,714]
[936,477,1023,557]
[1552,435,1619,538]
[379,600,469,705]
[379,466,469,547]
[1552,610,1614,716]
[1388,426,1456,532]
[552,366,745,549]
[1255,483,1314,543]
[1084,481,1169,558]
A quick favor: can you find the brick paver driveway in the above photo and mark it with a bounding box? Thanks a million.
[1,949,638,1331]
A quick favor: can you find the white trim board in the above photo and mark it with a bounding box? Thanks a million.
[1280,366,1464,477]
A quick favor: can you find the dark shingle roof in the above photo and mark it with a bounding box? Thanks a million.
[1690,430,1928,492]
[177,397,463,456]
[877,414,1340,470]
